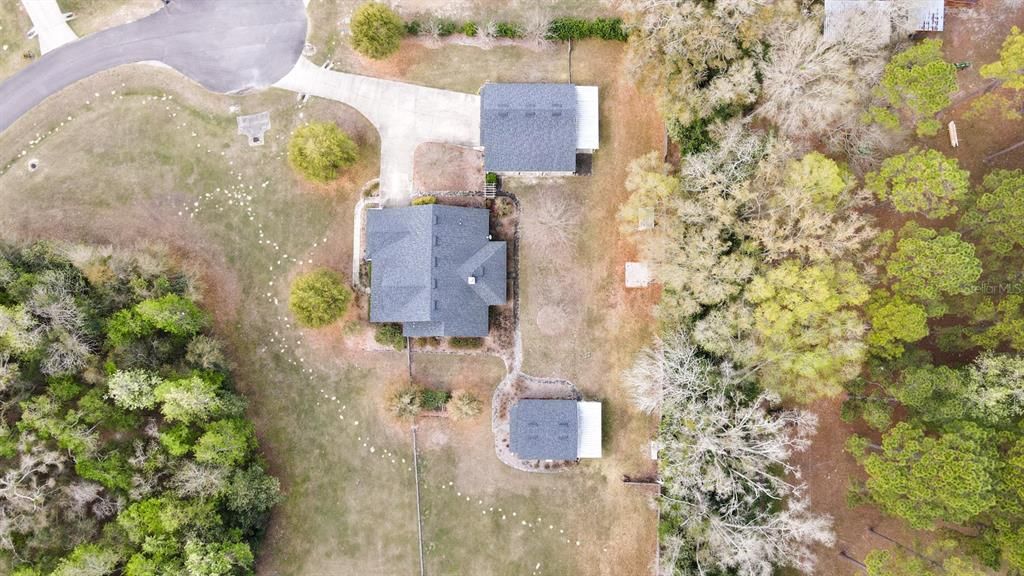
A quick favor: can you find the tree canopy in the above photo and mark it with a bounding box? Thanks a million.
[960,169,1024,256]
[866,148,969,219]
[288,268,352,328]
[875,39,958,136]
[866,295,929,359]
[981,26,1024,89]
[287,122,359,183]
[350,2,405,59]
[860,421,1000,529]
[0,243,279,574]
[747,260,869,399]
[885,223,981,312]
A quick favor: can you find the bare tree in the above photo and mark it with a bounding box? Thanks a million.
[524,10,552,47]
[757,16,885,138]
[0,436,66,552]
[171,461,229,499]
[62,481,104,521]
[522,193,582,252]
[628,332,833,576]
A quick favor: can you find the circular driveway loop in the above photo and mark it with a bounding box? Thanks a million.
[0,0,308,132]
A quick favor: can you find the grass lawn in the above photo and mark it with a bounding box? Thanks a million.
[0,1,33,81]
[58,0,160,37]
[0,37,663,573]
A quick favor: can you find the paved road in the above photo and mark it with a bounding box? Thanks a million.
[22,0,77,54]
[0,0,308,133]
[273,57,481,204]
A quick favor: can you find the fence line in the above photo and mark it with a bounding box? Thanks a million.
[411,425,426,576]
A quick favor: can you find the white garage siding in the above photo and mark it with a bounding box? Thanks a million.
[575,85,600,152]
[577,401,603,459]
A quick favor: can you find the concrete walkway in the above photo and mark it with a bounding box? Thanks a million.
[22,0,78,54]
[273,57,481,205]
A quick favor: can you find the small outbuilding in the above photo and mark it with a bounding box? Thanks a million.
[366,205,507,337]
[480,83,600,175]
[509,399,603,461]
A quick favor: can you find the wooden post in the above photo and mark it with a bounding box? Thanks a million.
[868,526,941,567]
[407,337,413,382]
[984,138,1024,164]
[411,426,426,576]
[839,550,867,572]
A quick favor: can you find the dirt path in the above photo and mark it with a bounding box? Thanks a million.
[790,397,935,575]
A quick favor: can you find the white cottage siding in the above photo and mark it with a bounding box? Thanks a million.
[577,401,603,459]
[575,85,600,152]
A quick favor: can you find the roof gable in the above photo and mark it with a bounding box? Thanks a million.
[367,205,507,337]
[509,399,579,460]
[480,83,578,172]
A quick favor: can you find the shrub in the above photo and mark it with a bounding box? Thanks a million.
[350,2,404,59]
[449,390,482,420]
[590,17,628,41]
[419,388,451,411]
[461,21,478,36]
[289,269,352,328]
[387,387,421,418]
[411,195,437,205]
[547,17,627,42]
[374,323,406,350]
[434,17,458,37]
[485,172,498,184]
[287,123,359,183]
[404,20,422,35]
[449,337,483,349]
[494,22,523,38]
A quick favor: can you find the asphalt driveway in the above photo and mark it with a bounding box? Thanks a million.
[0,0,308,132]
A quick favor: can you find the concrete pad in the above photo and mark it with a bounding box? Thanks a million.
[625,262,652,288]
[273,57,481,205]
[21,0,77,54]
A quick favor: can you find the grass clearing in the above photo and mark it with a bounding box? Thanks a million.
[0,1,33,81]
[59,0,160,37]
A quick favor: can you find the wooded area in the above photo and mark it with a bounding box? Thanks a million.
[0,243,279,575]
[620,2,1024,575]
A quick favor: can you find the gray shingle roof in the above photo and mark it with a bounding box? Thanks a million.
[366,205,507,337]
[509,399,578,460]
[480,83,577,173]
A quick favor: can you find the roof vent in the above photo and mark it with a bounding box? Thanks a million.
[468,276,477,285]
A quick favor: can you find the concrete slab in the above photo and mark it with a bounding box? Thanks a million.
[273,57,481,205]
[21,0,77,54]
[237,111,271,146]
[625,262,652,288]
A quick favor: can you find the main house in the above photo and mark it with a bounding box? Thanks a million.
[365,205,507,338]
[480,83,600,175]
[509,399,602,461]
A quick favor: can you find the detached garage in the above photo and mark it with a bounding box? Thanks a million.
[480,82,600,175]
[509,399,603,461]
